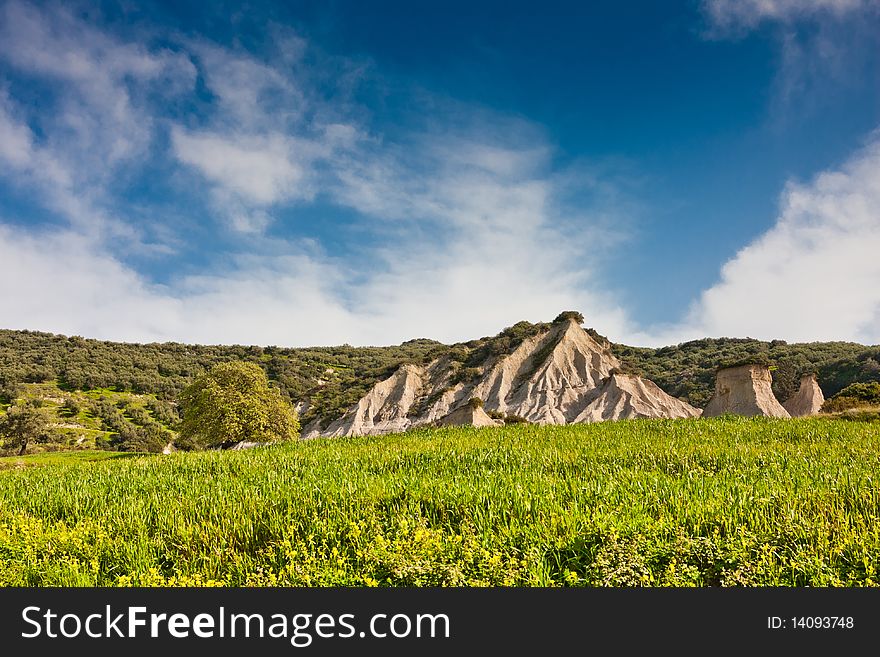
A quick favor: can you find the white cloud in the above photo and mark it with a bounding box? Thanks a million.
[167,38,369,233]
[0,3,646,347]
[5,2,880,355]
[1,55,637,349]
[0,89,71,187]
[0,122,636,347]
[6,2,877,350]
[0,225,181,341]
[0,92,33,168]
[188,40,304,130]
[639,132,880,346]
[333,137,632,344]
[0,223,360,345]
[0,90,154,250]
[171,129,312,205]
[701,0,880,132]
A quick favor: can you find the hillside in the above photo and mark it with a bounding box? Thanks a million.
[616,337,880,408]
[1,316,879,450]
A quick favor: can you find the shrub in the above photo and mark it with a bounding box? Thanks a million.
[821,382,880,413]
[553,311,584,324]
[451,367,482,385]
[61,397,81,417]
[0,379,21,404]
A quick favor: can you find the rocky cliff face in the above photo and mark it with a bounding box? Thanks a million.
[783,373,825,417]
[573,372,701,422]
[304,318,699,438]
[702,364,790,418]
[471,319,620,423]
[318,363,425,437]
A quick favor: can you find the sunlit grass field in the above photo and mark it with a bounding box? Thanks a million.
[0,450,131,470]
[1,417,878,586]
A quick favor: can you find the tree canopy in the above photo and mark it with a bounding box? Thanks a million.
[179,362,300,449]
[0,402,49,455]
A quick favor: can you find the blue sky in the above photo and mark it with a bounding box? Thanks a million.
[0,0,879,347]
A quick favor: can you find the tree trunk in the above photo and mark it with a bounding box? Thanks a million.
[18,440,27,456]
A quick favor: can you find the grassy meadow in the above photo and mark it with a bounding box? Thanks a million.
[1,416,879,587]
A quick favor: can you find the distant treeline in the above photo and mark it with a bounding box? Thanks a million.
[616,337,880,407]
[0,329,442,427]
[1,326,879,424]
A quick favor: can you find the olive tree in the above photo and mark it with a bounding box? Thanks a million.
[0,402,50,455]
[178,362,299,449]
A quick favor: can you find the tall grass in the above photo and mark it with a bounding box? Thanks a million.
[1,417,878,586]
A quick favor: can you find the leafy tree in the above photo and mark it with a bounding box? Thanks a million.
[111,423,169,454]
[0,377,20,404]
[179,362,299,449]
[468,397,484,409]
[0,402,50,455]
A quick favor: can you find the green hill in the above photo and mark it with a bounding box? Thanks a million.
[1,324,878,454]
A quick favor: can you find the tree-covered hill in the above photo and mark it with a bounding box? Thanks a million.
[615,337,880,408]
[1,325,878,448]
[0,329,443,430]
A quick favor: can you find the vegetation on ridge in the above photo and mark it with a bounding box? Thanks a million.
[822,382,880,414]
[615,338,879,408]
[1,322,879,454]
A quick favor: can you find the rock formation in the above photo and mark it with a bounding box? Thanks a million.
[573,372,701,422]
[702,364,790,418]
[782,373,825,417]
[305,317,700,438]
[439,404,502,428]
[470,319,620,424]
[319,363,425,437]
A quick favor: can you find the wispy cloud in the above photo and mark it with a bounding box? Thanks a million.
[169,37,367,233]
[622,0,879,347]
[0,114,635,345]
[703,0,879,125]
[0,224,181,341]
[0,0,195,165]
[0,0,195,249]
[703,0,875,33]
[0,1,635,346]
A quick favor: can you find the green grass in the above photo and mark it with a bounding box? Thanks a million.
[0,449,134,470]
[0,450,135,470]
[0,417,879,587]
